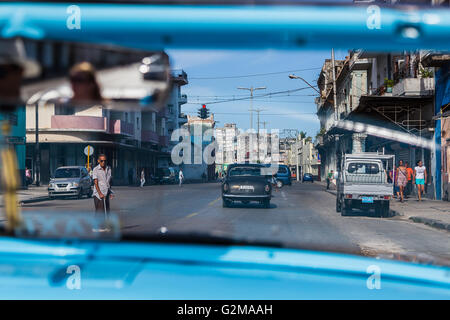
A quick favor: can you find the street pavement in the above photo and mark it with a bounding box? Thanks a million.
[15,181,450,266]
[323,182,450,232]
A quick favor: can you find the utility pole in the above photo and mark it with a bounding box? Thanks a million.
[331,48,339,174]
[331,48,338,122]
[251,108,266,162]
[258,120,268,130]
[237,86,266,130]
[296,134,300,182]
[35,100,40,186]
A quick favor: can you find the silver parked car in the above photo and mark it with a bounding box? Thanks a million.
[48,166,93,199]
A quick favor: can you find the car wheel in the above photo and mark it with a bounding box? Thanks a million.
[222,199,230,208]
[87,188,93,198]
[77,189,83,199]
[382,202,390,218]
[336,196,341,212]
[263,199,270,208]
[377,201,390,218]
[341,201,352,216]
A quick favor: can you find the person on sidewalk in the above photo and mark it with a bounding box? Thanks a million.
[326,170,333,190]
[92,154,113,231]
[405,162,414,198]
[140,168,145,187]
[25,167,32,186]
[396,160,407,203]
[414,160,427,201]
[178,168,184,187]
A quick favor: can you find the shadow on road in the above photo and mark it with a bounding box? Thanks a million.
[225,202,277,209]
[342,208,395,218]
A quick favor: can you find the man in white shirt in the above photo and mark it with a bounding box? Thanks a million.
[179,169,184,187]
[92,154,113,214]
[414,160,427,201]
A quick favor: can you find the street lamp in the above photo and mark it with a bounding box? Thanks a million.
[288,74,320,94]
[237,86,266,130]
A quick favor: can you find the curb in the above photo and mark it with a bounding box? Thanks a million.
[19,196,50,205]
[409,216,450,232]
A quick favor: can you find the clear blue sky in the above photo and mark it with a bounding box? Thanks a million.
[168,49,347,138]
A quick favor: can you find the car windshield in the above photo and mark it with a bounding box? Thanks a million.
[0,1,450,272]
[229,167,263,177]
[278,167,288,174]
[54,168,81,178]
[347,163,380,175]
[158,168,171,176]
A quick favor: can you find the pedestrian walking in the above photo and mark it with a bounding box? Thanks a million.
[405,162,414,198]
[178,169,184,187]
[92,154,113,232]
[271,173,279,192]
[140,168,146,187]
[326,170,333,190]
[396,160,407,202]
[414,160,427,201]
[25,167,32,186]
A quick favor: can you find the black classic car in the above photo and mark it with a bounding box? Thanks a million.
[222,163,272,208]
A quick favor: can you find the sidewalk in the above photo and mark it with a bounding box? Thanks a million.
[0,186,49,205]
[390,198,450,232]
[318,180,450,232]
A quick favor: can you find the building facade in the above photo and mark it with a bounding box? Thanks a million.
[316,50,437,198]
[22,39,188,185]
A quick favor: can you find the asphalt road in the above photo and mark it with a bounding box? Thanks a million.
[21,181,450,265]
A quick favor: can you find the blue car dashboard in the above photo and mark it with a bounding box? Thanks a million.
[0,237,448,299]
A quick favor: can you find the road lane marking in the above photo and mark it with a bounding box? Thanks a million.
[208,196,221,206]
[185,212,199,218]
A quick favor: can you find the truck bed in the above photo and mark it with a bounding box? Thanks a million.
[343,183,393,196]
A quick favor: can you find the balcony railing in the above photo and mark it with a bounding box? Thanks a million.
[179,94,188,104]
[51,115,108,131]
[392,78,435,96]
[109,119,134,136]
[141,129,159,143]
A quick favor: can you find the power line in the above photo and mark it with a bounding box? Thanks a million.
[189,67,322,80]
[186,93,316,98]
[198,86,315,105]
[186,100,316,105]
[185,111,317,116]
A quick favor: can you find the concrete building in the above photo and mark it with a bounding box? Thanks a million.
[298,138,320,179]
[422,52,450,200]
[215,123,239,168]
[25,49,187,184]
[181,114,216,182]
[0,107,26,187]
[316,50,437,198]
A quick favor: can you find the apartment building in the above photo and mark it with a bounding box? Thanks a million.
[315,50,437,198]
[22,39,188,185]
[180,114,216,181]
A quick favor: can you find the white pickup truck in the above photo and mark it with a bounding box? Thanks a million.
[336,153,394,217]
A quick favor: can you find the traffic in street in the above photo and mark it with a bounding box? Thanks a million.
[20,181,450,265]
